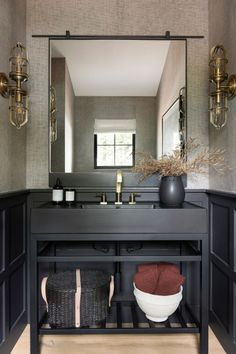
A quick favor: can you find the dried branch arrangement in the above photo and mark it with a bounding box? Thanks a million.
[134,138,227,179]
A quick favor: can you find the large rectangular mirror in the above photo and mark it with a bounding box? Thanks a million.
[49,38,186,185]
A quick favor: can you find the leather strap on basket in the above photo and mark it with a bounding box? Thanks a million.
[41,277,48,311]
[75,269,81,328]
[109,275,115,307]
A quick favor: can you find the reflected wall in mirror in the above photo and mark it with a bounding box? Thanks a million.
[49,39,186,173]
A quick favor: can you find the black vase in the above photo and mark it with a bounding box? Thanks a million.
[159,176,185,207]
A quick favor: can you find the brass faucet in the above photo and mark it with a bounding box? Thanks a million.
[115,170,123,204]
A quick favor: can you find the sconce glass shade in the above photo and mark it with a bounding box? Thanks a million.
[9,42,29,82]
[209,91,228,129]
[9,90,28,129]
[209,46,228,84]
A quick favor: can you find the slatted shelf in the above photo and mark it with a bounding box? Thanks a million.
[39,301,199,335]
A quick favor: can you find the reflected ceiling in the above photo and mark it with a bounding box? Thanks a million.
[51,40,170,96]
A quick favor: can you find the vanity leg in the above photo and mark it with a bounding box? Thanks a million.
[180,242,187,305]
[115,241,121,294]
[200,237,209,354]
[30,238,39,354]
[180,260,187,320]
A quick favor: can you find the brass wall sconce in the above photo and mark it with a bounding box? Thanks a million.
[50,86,57,143]
[209,45,236,129]
[0,42,29,129]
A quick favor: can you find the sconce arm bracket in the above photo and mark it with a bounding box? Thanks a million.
[0,73,9,98]
[227,74,236,100]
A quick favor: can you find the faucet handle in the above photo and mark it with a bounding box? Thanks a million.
[96,192,107,205]
[129,193,141,205]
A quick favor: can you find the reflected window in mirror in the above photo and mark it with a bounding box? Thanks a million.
[94,118,136,169]
[94,132,135,168]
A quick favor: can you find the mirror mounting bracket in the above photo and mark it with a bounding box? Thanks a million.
[165,31,170,38]
[32,33,204,39]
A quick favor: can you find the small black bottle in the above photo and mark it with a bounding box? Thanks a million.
[52,178,63,204]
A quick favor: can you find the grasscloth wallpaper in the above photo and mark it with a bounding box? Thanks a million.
[0,0,26,192]
[25,0,209,189]
[209,0,236,192]
[2,0,235,192]
[4,0,236,192]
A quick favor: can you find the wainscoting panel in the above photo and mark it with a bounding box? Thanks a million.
[0,281,4,345]
[9,264,26,330]
[234,282,236,343]
[0,191,28,354]
[211,263,229,332]
[0,210,4,274]
[212,203,230,265]
[234,210,236,272]
[9,204,25,264]
[209,191,236,354]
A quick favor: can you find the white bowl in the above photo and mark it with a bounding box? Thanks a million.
[133,283,183,322]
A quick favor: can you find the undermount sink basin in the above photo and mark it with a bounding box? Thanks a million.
[32,202,207,234]
[81,203,156,209]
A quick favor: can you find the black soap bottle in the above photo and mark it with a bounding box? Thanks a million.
[52,178,64,204]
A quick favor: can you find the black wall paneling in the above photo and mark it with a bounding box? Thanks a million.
[9,264,26,329]
[0,210,4,275]
[212,203,230,265]
[212,264,229,332]
[208,191,236,354]
[0,281,4,346]
[9,204,25,264]
[14,188,236,354]
[0,191,28,354]
[3,187,236,353]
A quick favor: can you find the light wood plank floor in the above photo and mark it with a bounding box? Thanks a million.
[12,326,225,354]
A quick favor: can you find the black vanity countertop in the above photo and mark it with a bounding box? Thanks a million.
[38,201,203,209]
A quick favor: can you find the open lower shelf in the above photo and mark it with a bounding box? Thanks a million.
[37,240,201,263]
[39,301,199,335]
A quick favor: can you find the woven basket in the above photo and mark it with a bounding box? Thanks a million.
[43,269,111,328]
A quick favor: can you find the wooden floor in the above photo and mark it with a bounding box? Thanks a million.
[12,326,225,354]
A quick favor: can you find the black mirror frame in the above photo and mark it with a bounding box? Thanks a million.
[48,35,188,189]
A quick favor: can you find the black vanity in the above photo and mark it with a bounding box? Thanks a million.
[30,200,209,354]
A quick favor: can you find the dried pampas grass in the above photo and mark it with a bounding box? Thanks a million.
[134,138,228,179]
